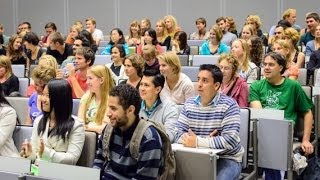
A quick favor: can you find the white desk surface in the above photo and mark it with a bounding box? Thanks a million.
[171,143,224,155]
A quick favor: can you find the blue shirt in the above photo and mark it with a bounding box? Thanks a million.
[200,41,230,55]
[101,43,129,55]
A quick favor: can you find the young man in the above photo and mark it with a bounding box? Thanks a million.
[67,46,94,98]
[216,17,237,46]
[142,44,160,74]
[174,64,244,180]
[300,12,320,46]
[86,17,104,46]
[93,84,163,179]
[139,69,178,142]
[249,52,313,179]
[46,32,74,64]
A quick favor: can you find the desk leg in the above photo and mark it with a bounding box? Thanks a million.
[213,155,217,180]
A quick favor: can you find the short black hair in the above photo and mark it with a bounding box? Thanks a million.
[74,35,90,47]
[143,69,165,89]
[109,84,141,116]
[111,44,126,58]
[21,22,31,29]
[44,22,57,31]
[277,19,292,29]
[199,64,223,84]
[144,28,158,45]
[264,52,287,74]
[23,32,40,45]
[75,47,95,66]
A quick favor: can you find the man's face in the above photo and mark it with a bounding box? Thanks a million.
[73,39,83,52]
[75,54,90,70]
[197,70,219,102]
[263,56,283,80]
[306,17,318,30]
[86,21,94,31]
[20,23,30,32]
[107,96,129,128]
[274,26,284,39]
[217,20,226,31]
[196,22,205,31]
[139,76,160,102]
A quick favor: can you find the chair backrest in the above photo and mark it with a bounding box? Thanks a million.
[192,55,219,66]
[297,68,307,85]
[96,47,105,55]
[240,108,250,169]
[38,161,100,180]
[18,78,29,97]
[94,55,112,65]
[178,55,189,66]
[187,40,205,47]
[76,131,98,167]
[98,40,108,47]
[6,97,29,125]
[181,66,198,82]
[0,156,31,174]
[13,125,33,152]
[190,46,199,55]
[128,46,137,55]
[72,98,80,116]
[12,65,25,78]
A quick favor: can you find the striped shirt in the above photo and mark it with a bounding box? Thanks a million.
[174,93,244,162]
[93,119,163,180]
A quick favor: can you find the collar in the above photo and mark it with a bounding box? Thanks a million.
[141,97,162,118]
[194,92,220,106]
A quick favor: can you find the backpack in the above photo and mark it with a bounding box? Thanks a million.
[102,119,176,180]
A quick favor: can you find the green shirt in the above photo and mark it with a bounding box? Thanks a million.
[249,78,313,123]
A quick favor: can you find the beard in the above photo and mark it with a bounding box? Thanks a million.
[111,114,129,129]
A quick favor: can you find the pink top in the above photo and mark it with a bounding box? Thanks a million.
[220,77,249,108]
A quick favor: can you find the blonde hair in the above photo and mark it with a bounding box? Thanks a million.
[31,65,56,84]
[272,39,291,60]
[210,24,223,42]
[157,52,181,75]
[218,53,239,76]
[163,15,179,37]
[246,15,262,29]
[0,55,13,79]
[73,20,83,31]
[156,19,168,38]
[70,25,82,34]
[142,44,158,58]
[84,65,114,125]
[233,39,250,72]
[283,27,300,46]
[129,20,141,38]
[38,55,59,71]
[282,9,296,20]
[85,17,97,26]
[226,16,237,32]
[241,24,256,38]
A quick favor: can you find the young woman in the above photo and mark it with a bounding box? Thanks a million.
[247,35,264,67]
[106,44,127,85]
[65,25,82,45]
[305,24,320,56]
[137,28,164,55]
[140,18,151,35]
[0,56,19,96]
[126,20,142,47]
[121,53,145,89]
[20,79,85,165]
[163,15,180,38]
[6,34,28,66]
[155,19,171,50]
[0,84,20,157]
[26,65,56,125]
[78,65,114,134]
[218,54,248,107]
[231,39,258,83]
[272,39,299,80]
[101,28,129,55]
[170,31,190,55]
[158,52,194,104]
[240,25,255,41]
[245,15,268,46]
[283,27,305,68]
[23,32,45,65]
[200,25,230,55]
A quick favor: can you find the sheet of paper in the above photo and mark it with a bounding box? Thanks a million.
[171,143,224,155]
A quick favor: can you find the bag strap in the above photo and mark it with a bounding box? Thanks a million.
[130,119,152,160]
[102,124,114,161]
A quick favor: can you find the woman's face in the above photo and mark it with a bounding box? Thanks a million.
[196,22,205,31]
[209,29,217,42]
[124,59,138,77]
[219,59,234,81]
[241,27,252,40]
[156,22,164,34]
[111,47,121,63]
[0,66,7,78]
[86,70,102,93]
[111,30,121,43]
[315,25,320,38]
[225,19,230,30]
[13,37,22,50]
[165,18,172,29]
[144,31,152,44]
[273,43,289,56]
[70,28,79,39]
[231,40,244,59]
[159,59,174,77]
[130,25,139,34]
[23,41,32,50]
[41,86,50,112]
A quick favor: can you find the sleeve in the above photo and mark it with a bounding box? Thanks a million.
[305,42,313,56]
[135,127,162,180]
[199,42,208,55]
[92,130,106,171]
[163,36,171,50]
[295,84,313,113]
[268,26,275,37]
[163,102,179,143]
[0,107,17,148]
[137,44,143,55]
[101,45,111,55]
[182,78,195,101]
[80,92,89,104]
[29,118,41,161]
[183,46,191,55]
[9,75,19,95]
[248,81,261,103]
[97,30,104,40]
[41,122,85,165]
[237,80,249,108]
[174,104,190,142]
[197,102,241,150]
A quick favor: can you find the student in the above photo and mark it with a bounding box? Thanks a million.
[190,17,210,40]
[249,52,313,179]
[121,53,145,89]
[78,65,114,134]
[6,34,27,66]
[23,32,45,65]
[216,17,237,46]
[0,84,20,157]
[0,56,19,96]
[93,84,163,179]
[101,28,129,55]
[170,31,190,55]
[105,44,127,85]
[20,79,85,165]
[174,64,244,180]
[46,32,74,65]
[85,17,104,46]
[200,25,230,55]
